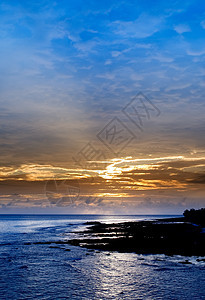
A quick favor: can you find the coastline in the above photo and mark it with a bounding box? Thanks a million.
[67,216,205,256]
[1,214,205,299]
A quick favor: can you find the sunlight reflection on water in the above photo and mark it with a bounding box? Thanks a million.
[0,215,204,299]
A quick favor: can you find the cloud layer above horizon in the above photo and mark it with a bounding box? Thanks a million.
[0,0,205,213]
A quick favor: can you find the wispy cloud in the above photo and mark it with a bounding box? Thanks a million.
[174,24,191,34]
[0,0,205,212]
[111,14,164,38]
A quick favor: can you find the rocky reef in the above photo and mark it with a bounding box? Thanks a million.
[68,215,205,256]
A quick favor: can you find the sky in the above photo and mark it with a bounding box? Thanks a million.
[0,0,205,214]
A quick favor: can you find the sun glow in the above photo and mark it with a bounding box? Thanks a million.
[98,155,185,180]
[0,155,204,187]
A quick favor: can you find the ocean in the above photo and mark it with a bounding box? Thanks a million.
[0,214,204,300]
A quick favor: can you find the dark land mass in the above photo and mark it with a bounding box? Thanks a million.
[67,214,205,256]
[25,209,205,256]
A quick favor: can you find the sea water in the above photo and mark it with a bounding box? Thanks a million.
[0,214,204,300]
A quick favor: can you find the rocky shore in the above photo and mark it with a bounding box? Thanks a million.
[68,217,205,256]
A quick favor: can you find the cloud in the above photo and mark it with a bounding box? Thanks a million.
[152,54,174,63]
[0,155,204,212]
[105,59,112,65]
[187,49,205,56]
[165,83,191,92]
[174,24,191,34]
[0,0,205,213]
[111,51,122,57]
[200,20,205,29]
[111,14,163,38]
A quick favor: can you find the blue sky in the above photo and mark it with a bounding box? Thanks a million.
[0,0,205,213]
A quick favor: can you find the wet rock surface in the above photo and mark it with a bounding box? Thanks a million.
[67,217,205,256]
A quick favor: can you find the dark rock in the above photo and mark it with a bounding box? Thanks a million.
[183,208,205,226]
[196,258,205,262]
[66,218,205,256]
[20,265,28,269]
[84,221,101,225]
[179,260,192,264]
